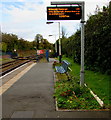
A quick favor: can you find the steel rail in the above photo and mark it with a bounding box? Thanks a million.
[0,60,30,76]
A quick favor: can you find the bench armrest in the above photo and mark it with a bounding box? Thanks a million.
[68,67,72,71]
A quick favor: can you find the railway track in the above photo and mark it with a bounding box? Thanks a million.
[0,54,45,76]
[0,59,31,76]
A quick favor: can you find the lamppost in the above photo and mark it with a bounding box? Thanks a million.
[49,34,57,57]
[46,22,62,63]
[36,39,39,62]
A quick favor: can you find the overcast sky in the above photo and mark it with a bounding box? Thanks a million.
[1,0,110,43]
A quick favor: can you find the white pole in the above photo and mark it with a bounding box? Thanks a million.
[50,1,85,85]
[55,35,57,53]
[58,22,62,63]
[80,2,85,87]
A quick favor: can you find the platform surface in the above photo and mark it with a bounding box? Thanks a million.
[2,58,110,119]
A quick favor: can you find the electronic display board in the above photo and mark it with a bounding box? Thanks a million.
[47,6,82,20]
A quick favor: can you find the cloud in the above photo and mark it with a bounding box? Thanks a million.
[1,2,46,41]
[1,0,110,43]
[2,2,45,23]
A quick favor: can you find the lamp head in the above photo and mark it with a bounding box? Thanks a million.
[46,22,54,24]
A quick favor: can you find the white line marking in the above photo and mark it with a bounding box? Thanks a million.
[0,63,36,95]
[0,62,30,79]
[84,84,104,107]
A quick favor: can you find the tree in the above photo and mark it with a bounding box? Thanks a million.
[61,26,67,39]
[61,2,111,74]
[34,34,43,49]
[2,33,18,52]
[0,42,7,52]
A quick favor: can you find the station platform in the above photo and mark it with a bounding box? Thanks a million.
[2,58,109,119]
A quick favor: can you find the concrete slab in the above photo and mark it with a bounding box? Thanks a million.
[11,111,34,118]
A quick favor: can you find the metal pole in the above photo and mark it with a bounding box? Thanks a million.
[55,35,57,57]
[80,2,85,87]
[58,22,62,63]
[36,41,38,62]
[36,37,39,62]
[50,1,85,86]
[49,34,57,57]
[46,22,59,58]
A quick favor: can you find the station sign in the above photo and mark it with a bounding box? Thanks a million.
[47,6,82,20]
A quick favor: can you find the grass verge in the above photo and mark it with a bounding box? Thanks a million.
[61,56,111,109]
[1,58,14,64]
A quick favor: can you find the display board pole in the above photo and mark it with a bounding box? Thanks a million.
[58,22,62,63]
[80,2,85,87]
[50,1,85,86]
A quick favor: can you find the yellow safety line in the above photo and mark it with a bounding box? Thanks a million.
[0,63,36,95]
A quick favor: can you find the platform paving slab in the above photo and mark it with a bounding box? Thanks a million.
[11,111,34,118]
[2,59,110,119]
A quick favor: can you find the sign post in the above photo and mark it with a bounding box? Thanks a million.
[80,2,85,87]
[58,22,62,63]
[47,1,85,86]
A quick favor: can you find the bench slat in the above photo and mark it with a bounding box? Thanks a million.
[55,66,66,73]
[55,60,71,74]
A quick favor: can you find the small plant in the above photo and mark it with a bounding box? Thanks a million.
[54,75,102,110]
[60,90,73,97]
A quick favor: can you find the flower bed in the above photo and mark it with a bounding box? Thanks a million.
[54,72,109,110]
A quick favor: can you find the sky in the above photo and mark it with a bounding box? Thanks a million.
[1,0,110,43]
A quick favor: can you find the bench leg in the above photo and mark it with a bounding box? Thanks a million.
[66,72,71,81]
